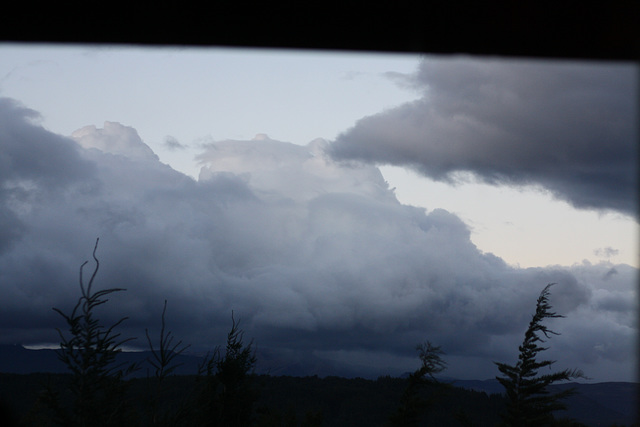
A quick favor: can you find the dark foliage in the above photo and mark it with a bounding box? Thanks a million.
[193,311,258,427]
[4,372,638,426]
[43,238,137,426]
[387,341,448,426]
[143,299,191,425]
[495,283,585,426]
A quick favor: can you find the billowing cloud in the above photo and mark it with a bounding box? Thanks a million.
[330,58,638,217]
[72,121,159,162]
[0,98,96,253]
[0,97,636,381]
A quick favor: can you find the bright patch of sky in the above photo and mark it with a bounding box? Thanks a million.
[383,166,638,268]
[0,44,419,171]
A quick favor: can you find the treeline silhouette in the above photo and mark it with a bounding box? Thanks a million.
[3,372,507,426]
[2,240,630,426]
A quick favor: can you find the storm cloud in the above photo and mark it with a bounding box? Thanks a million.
[330,58,638,216]
[0,97,636,381]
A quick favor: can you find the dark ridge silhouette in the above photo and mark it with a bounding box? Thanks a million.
[0,372,637,426]
[1,345,638,426]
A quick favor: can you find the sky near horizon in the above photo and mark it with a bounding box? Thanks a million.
[0,43,637,381]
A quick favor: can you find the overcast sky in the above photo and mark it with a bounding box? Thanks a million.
[0,44,637,382]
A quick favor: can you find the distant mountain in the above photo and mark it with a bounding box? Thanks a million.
[0,344,357,379]
[0,344,203,376]
[449,378,638,427]
[1,345,637,426]
[0,344,65,375]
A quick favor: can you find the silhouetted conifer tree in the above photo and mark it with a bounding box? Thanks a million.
[144,299,190,425]
[495,283,584,427]
[196,311,257,427]
[387,341,447,427]
[46,238,137,427]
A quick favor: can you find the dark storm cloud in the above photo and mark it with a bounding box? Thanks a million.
[330,58,638,216]
[0,98,95,252]
[0,98,94,186]
[0,99,636,381]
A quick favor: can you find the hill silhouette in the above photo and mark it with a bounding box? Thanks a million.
[0,345,637,426]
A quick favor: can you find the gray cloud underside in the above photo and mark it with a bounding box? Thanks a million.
[330,58,638,217]
[0,97,636,381]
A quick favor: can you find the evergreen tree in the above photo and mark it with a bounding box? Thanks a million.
[387,341,447,427]
[495,283,584,426]
[144,299,190,425]
[196,312,257,427]
[46,238,137,427]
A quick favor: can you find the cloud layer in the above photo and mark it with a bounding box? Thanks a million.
[330,58,638,216]
[0,97,636,381]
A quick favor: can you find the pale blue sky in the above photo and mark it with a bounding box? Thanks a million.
[0,44,419,149]
[0,43,637,268]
